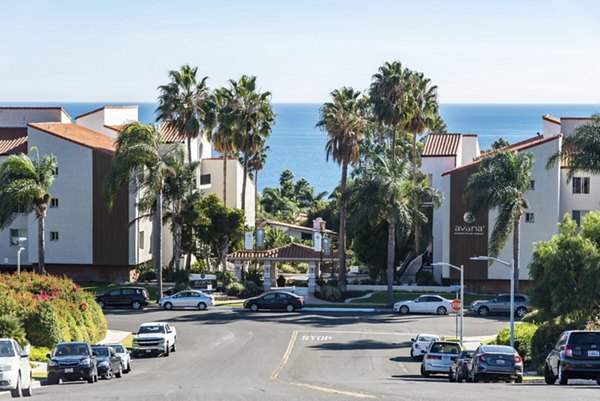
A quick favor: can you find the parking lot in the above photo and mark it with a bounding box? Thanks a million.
[26,308,600,400]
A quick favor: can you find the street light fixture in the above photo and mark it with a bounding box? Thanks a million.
[432,262,464,345]
[17,246,25,275]
[470,255,515,348]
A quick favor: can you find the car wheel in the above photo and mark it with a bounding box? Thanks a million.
[47,374,59,385]
[544,363,556,385]
[410,349,417,361]
[94,373,98,382]
[163,302,173,310]
[472,373,480,383]
[596,377,600,385]
[132,301,142,310]
[448,370,455,382]
[125,361,131,373]
[478,306,489,316]
[437,306,447,315]
[286,304,295,312]
[105,367,113,380]
[250,303,259,312]
[98,300,105,309]
[115,365,122,378]
[171,341,176,352]
[420,364,430,378]
[88,373,95,383]
[516,307,527,318]
[457,372,464,383]
[515,376,523,384]
[198,302,207,311]
[164,343,170,357]
[22,374,32,397]
[10,373,22,397]
[399,305,409,315]
[558,364,568,385]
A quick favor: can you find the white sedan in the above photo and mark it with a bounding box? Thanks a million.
[410,333,441,360]
[0,338,33,397]
[393,295,452,315]
[159,290,215,310]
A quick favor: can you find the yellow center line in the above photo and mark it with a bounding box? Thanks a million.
[271,330,377,399]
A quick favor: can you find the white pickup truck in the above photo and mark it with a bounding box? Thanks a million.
[131,322,176,357]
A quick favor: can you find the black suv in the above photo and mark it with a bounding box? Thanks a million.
[96,287,150,310]
[545,330,600,385]
[47,342,98,384]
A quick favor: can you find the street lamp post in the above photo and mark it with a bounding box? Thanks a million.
[470,256,515,348]
[432,262,464,345]
[17,246,25,275]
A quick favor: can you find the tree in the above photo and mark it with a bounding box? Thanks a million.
[491,138,510,150]
[156,64,212,166]
[0,150,58,274]
[208,87,236,205]
[317,87,367,292]
[260,187,299,223]
[529,214,600,323]
[465,150,534,294]
[105,122,178,300]
[248,141,269,226]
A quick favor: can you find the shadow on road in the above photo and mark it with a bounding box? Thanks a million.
[306,339,410,351]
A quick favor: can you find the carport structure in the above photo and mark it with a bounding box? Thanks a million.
[228,243,338,293]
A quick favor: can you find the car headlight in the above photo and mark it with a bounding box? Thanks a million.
[98,361,109,367]
[0,364,14,372]
[48,360,58,367]
[80,358,91,367]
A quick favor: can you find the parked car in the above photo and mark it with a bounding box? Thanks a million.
[91,345,122,379]
[95,287,150,310]
[243,291,304,312]
[159,290,215,310]
[470,294,530,318]
[410,334,440,360]
[466,345,523,383]
[0,338,33,397]
[421,341,461,377]
[47,342,98,384]
[449,350,475,382]
[132,322,177,357]
[394,295,453,315]
[104,343,131,373]
[544,330,600,385]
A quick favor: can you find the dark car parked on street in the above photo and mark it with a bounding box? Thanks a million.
[243,291,304,312]
[91,345,123,380]
[449,350,475,382]
[544,330,600,385]
[95,287,150,310]
[470,294,531,318]
[47,342,98,384]
[466,345,523,383]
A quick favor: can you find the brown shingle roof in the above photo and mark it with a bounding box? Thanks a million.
[228,242,337,261]
[28,123,116,153]
[422,134,462,157]
[0,128,27,155]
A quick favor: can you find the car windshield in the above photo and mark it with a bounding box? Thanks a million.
[419,336,438,342]
[570,332,600,346]
[138,325,165,334]
[482,345,515,354]
[429,343,460,354]
[53,344,90,357]
[92,347,109,357]
[0,340,15,357]
[109,345,125,353]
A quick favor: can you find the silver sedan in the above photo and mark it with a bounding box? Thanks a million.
[159,290,215,310]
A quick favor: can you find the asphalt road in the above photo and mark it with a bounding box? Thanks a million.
[27,308,600,401]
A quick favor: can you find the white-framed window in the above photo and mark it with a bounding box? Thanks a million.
[50,198,59,208]
[529,180,535,190]
[50,232,59,241]
[572,210,589,226]
[573,177,590,194]
[10,229,27,246]
[139,231,145,250]
[525,212,534,223]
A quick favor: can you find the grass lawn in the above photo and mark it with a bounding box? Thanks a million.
[349,291,494,305]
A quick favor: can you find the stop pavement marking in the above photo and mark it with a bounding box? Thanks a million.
[301,335,332,341]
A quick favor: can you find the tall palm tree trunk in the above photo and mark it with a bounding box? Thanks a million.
[338,163,348,292]
[241,153,249,212]
[173,221,182,270]
[513,218,520,294]
[187,137,193,166]
[386,214,397,307]
[154,193,164,302]
[254,170,259,228]
[222,154,228,205]
[221,240,228,273]
[37,210,46,275]
[413,132,420,255]
[391,126,397,162]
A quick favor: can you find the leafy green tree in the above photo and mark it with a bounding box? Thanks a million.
[581,211,600,247]
[465,150,534,294]
[529,215,600,323]
[264,226,291,248]
[0,150,58,274]
[156,64,213,166]
[260,187,299,222]
[491,138,510,150]
[317,87,367,291]
[279,169,295,200]
[0,315,27,347]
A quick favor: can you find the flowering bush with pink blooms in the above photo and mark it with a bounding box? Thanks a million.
[0,272,106,348]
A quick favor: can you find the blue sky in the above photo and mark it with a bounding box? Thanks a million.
[1,0,599,103]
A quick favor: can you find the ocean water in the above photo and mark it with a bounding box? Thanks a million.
[2,102,599,194]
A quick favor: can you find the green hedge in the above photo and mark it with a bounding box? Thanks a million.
[494,322,538,364]
[0,272,106,348]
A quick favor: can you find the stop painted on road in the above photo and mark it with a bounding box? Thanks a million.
[301,335,332,341]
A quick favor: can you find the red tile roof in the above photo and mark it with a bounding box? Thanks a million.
[104,125,121,132]
[74,105,137,120]
[160,122,187,143]
[422,134,462,157]
[0,128,27,155]
[543,114,561,125]
[28,123,116,153]
[228,242,338,261]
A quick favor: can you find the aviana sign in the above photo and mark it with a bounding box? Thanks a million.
[453,212,485,236]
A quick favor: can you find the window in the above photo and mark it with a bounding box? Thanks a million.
[50,198,59,208]
[200,174,211,185]
[50,231,59,241]
[529,180,535,190]
[496,295,510,302]
[572,177,590,194]
[139,231,145,250]
[525,212,534,223]
[12,204,26,214]
[572,210,589,226]
[10,229,27,246]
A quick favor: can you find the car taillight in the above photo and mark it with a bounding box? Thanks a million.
[478,354,487,362]
[428,355,442,360]
[514,354,522,364]
[564,346,573,358]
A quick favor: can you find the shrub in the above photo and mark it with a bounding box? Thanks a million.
[494,322,538,364]
[0,315,27,347]
[216,270,237,286]
[29,345,51,362]
[521,310,542,324]
[296,263,308,274]
[241,281,262,298]
[318,283,342,302]
[225,282,245,297]
[245,268,263,287]
[23,301,61,348]
[136,263,156,281]
[278,263,296,274]
[163,268,189,284]
[416,270,438,286]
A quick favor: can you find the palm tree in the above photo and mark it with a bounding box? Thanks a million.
[465,150,535,294]
[404,72,443,255]
[317,87,366,292]
[345,156,441,306]
[0,150,58,274]
[229,75,275,213]
[248,141,269,226]
[105,122,178,301]
[369,61,411,162]
[156,64,212,166]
